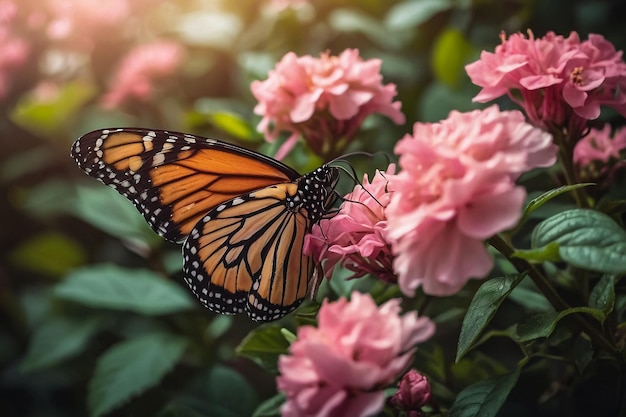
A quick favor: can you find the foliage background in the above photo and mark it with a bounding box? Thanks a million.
[2,0,626,416]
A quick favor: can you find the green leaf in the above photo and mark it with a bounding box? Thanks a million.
[531,209,626,273]
[573,334,594,373]
[589,274,616,315]
[88,333,188,417]
[457,274,525,362]
[54,265,195,315]
[512,242,561,263]
[162,366,258,417]
[513,307,605,342]
[252,393,285,417]
[328,9,403,50]
[519,184,594,226]
[385,0,452,30]
[12,80,96,136]
[10,232,87,277]
[208,112,255,141]
[431,28,474,87]
[73,184,160,247]
[236,326,290,373]
[508,282,552,312]
[448,369,520,417]
[21,316,103,372]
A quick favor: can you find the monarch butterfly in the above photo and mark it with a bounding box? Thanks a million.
[71,128,339,322]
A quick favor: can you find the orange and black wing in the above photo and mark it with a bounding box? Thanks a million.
[70,128,300,242]
[182,166,340,322]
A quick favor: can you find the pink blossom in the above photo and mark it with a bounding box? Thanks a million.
[251,49,405,159]
[466,31,626,136]
[277,292,435,417]
[573,125,626,166]
[386,105,557,296]
[304,165,396,283]
[269,0,308,12]
[390,369,432,415]
[45,0,130,42]
[101,41,184,109]
[0,1,29,99]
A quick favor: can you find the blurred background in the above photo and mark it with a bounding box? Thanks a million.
[1,0,625,416]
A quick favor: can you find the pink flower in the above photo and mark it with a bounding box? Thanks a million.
[466,31,626,137]
[45,0,130,42]
[269,0,308,12]
[573,124,626,166]
[0,1,29,99]
[277,292,435,417]
[101,41,184,109]
[390,370,432,415]
[386,105,557,296]
[304,165,396,283]
[252,49,405,159]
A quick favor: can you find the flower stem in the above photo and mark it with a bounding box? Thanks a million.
[488,234,614,353]
[551,127,591,208]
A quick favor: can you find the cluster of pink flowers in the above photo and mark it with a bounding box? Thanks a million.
[0,0,29,99]
[386,105,556,296]
[305,165,396,284]
[306,105,556,297]
[101,40,184,109]
[573,124,626,166]
[466,31,626,138]
[277,292,434,417]
[251,49,405,159]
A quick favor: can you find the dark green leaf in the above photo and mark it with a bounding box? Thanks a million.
[88,333,188,417]
[589,274,616,315]
[252,393,285,417]
[21,316,103,372]
[514,307,605,342]
[54,265,195,315]
[448,369,520,417]
[164,365,259,417]
[531,209,626,273]
[574,334,594,373]
[457,274,525,362]
[236,325,290,373]
[73,185,160,247]
[519,184,594,226]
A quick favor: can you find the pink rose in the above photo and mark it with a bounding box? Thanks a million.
[386,105,556,296]
[277,292,435,417]
[466,31,626,137]
[251,49,405,159]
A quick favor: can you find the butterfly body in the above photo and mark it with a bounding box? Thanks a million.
[71,128,338,322]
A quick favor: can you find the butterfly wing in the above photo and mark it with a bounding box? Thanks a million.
[182,183,312,321]
[183,166,339,322]
[70,128,300,242]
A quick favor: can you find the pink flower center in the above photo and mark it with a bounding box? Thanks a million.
[570,66,585,86]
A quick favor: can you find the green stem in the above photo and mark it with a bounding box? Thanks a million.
[551,127,591,208]
[488,234,614,353]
